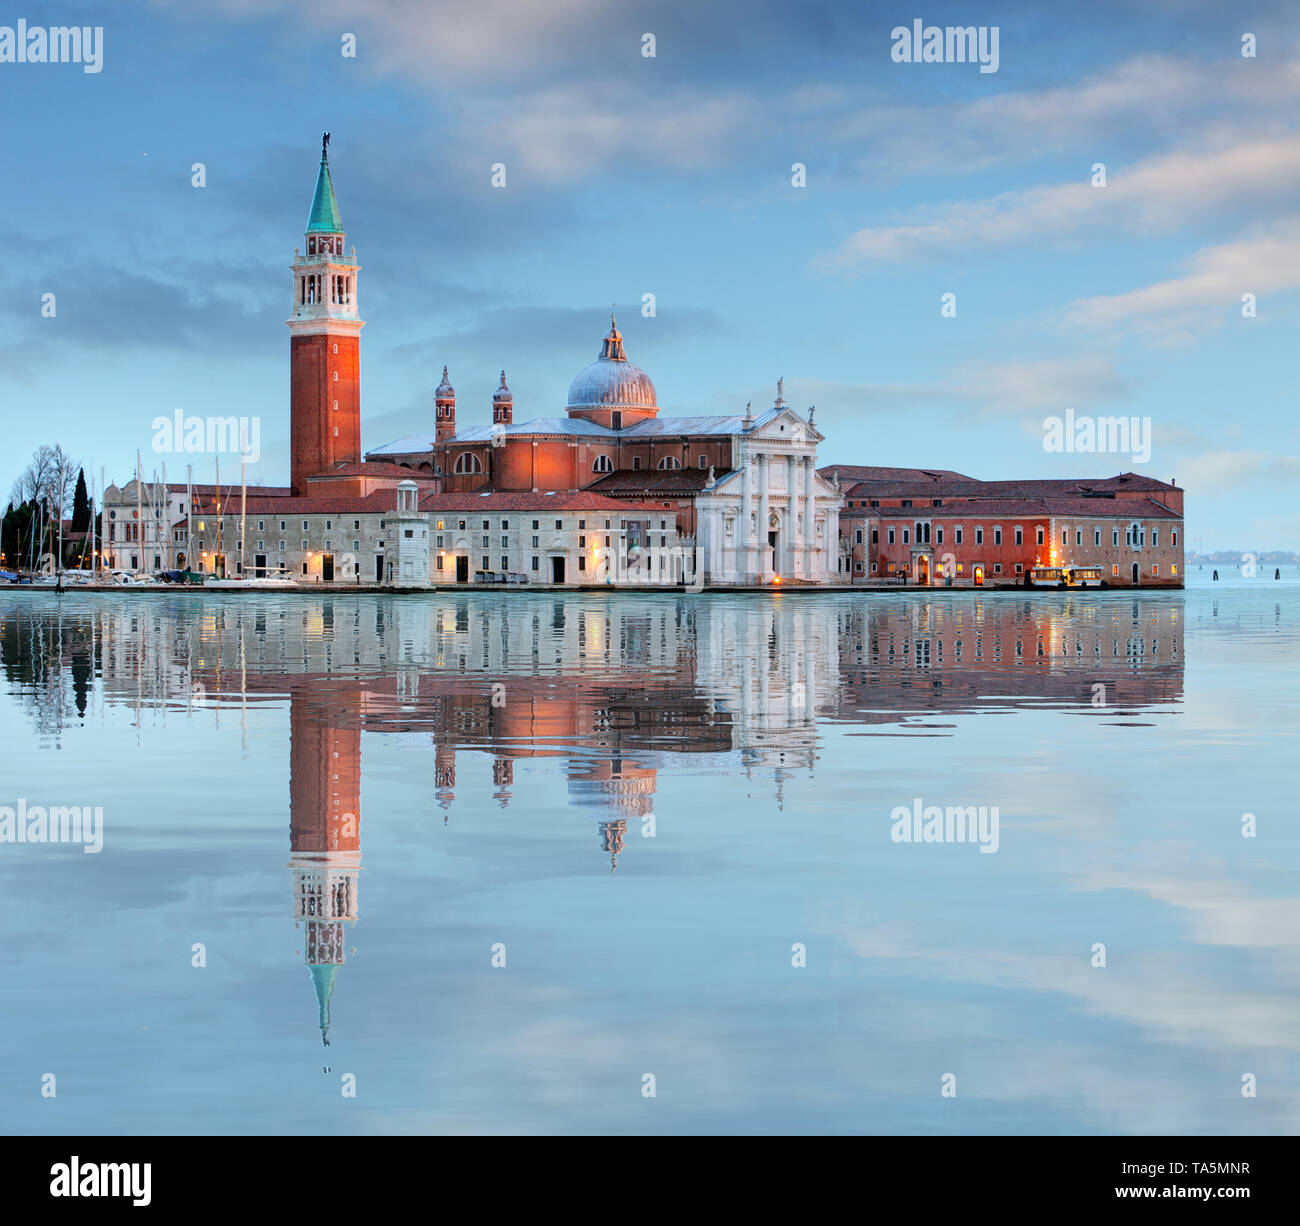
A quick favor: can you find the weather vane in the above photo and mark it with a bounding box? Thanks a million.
[322,131,330,158]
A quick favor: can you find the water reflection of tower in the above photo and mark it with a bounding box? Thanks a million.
[568,757,656,871]
[288,691,361,1046]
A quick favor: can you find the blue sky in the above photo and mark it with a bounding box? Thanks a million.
[1,0,1297,548]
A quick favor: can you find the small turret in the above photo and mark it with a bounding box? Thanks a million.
[435,366,456,441]
[492,370,513,426]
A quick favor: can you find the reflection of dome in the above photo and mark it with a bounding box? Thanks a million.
[568,770,656,819]
[566,317,657,415]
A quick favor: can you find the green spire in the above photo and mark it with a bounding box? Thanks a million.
[309,962,339,1047]
[306,132,343,234]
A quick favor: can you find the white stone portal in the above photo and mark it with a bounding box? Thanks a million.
[696,405,840,585]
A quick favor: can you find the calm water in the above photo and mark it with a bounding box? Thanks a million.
[1,574,1296,1135]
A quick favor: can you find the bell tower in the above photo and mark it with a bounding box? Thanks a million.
[289,133,363,494]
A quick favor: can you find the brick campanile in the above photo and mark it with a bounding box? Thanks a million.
[288,133,363,494]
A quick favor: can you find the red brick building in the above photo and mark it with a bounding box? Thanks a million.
[830,467,1184,587]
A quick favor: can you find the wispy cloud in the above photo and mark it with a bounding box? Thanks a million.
[828,134,1300,266]
[1068,221,1300,332]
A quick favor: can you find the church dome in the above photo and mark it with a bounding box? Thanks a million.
[566,317,657,414]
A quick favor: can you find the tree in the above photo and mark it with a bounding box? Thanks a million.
[10,444,78,521]
[71,469,90,534]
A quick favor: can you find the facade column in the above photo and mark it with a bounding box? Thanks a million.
[786,454,797,577]
[757,453,770,582]
[740,446,752,580]
[804,456,817,580]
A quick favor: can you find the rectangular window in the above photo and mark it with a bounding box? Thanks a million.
[436,535,443,547]
[901,499,912,508]
[871,528,879,544]
[1076,529,1082,546]
[579,535,586,547]
[578,520,586,530]
[1063,529,1068,546]
[1152,564,1159,576]
[936,527,944,545]
[888,528,895,545]
[578,556,586,572]
[531,556,539,571]
[482,555,490,570]
[435,555,443,571]
[1014,527,1023,546]
[976,528,983,546]
[555,520,562,530]
[1015,563,1023,573]
[855,529,863,544]
[481,535,489,547]
[994,563,1002,574]
[955,527,963,545]
[1172,531,1178,547]
[482,520,490,530]
[257,520,265,531]
[1152,529,1159,547]
[1113,528,1119,546]
[532,535,539,547]
[993,527,1002,546]
[501,536,509,548]
[902,529,910,544]
[633,457,641,470]
[1094,529,1101,547]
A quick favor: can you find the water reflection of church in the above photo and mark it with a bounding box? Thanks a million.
[0,592,1186,1044]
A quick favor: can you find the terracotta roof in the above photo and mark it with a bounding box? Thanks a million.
[821,464,976,483]
[867,496,1182,519]
[585,470,719,495]
[417,490,677,513]
[305,462,437,480]
[844,473,1181,501]
[166,484,293,497]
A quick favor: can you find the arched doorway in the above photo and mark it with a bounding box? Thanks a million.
[1131,562,1139,585]
[916,555,930,585]
[973,566,984,587]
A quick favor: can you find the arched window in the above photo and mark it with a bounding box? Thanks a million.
[657,455,682,470]
[453,452,482,474]
[592,454,614,473]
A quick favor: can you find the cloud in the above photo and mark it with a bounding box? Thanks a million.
[835,49,1300,174]
[1067,221,1300,331]
[1171,449,1300,494]
[953,355,1135,415]
[828,134,1300,266]
[782,355,1134,425]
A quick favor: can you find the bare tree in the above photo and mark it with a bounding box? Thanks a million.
[10,444,78,516]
